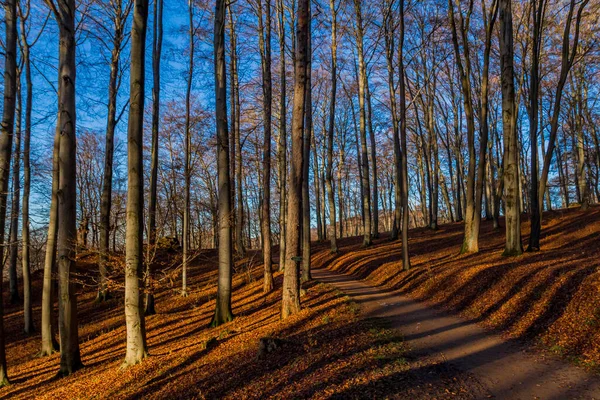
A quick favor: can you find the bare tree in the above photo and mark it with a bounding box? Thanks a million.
[255,0,274,292]
[277,0,287,271]
[211,0,234,327]
[98,0,131,302]
[8,69,21,305]
[326,0,338,253]
[448,0,498,253]
[19,0,44,334]
[530,0,589,250]
[352,0,372,247]
[301,2,312,283]
[399,0,410,270]
[281,0,309,319]
[499,0,522,256]
[45,0,84,376]
[146,0,163,315]
[182,0,195,297]
[122,0,149,368]
[0,0,17,385]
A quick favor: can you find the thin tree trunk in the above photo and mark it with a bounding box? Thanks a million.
[182,0,195,297]
[228,5,245,257]
[0,0,17,383]
[257,0,274,292]
[366,78,378,238]
[301,7,312,284]
[353,0,372,247]
[399,0,410,270]
[537,0,588,224]
[19,2,34,333]
[98,0,127,302]
[146,0,163,316]
[277,0,287,271]
[383,0,401,240]
[326,0,338,253]
[9,72,21,305]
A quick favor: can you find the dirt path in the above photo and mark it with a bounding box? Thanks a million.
[314,267,600,400]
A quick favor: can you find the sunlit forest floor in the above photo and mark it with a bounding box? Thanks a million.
[1,205,599,399]
[314,205,600,370]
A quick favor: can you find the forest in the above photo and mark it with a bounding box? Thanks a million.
[0,0,599,398]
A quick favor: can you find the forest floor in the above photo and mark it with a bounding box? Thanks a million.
[0,205,599,399]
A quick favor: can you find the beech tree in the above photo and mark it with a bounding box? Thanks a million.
[326,0,339,253]
[45,0,84,376]
[0,0,17,385]
[211,0,234,327]
[182,0,196,297]
[123,0,149,368]
[18,0,40,335]
[255,0,274,292]
[281,0,309,319]
[448,0,498,254]
[98,0,131,302]
[146,0,164,315]
[499,0,522,256]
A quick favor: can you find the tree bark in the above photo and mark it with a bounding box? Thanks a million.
[353,0,372,247]
[281,0,308,319]
[211,0,234,327]
[399,0,410,270]
[182,0,195,297]
[0,0,17,383]
[499,0,522,256]
[383,0,401,241]
[537,0,588,231]
[19,1,35,333]
[44,0,84,376]
[8,71,21,305]
[326,0,338,253]
[257,0,274,292]
[301,5,312,284]
[276,0,287,271]
[99,0,127,302]
[123,0,149,368]
[145,0,163,316]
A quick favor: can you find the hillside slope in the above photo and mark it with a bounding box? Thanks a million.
[313,206,600,369]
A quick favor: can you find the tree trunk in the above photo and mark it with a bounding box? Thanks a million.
[301,8,312,284]
[98,0,126,303]
[499,0,522,256]
[326,0,338,253]
[277,0,287,271]
[228,5,245,257]
[0,0,17,383]
[146,0,163,316]
[182,0,195,297]
[353,0,372,247]
[19,3,34,333]
[257,0,274,292]
[46,0,84,376]
[537,0,588,227]
[8,72,21,305]
[399,0,410,270]
[383,0,401,241]
[123,0,149,368]
[366,79,378,238]
[211,0,234,327]
[281,0,308,319]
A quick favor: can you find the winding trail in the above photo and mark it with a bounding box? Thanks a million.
[314,267,600,400]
